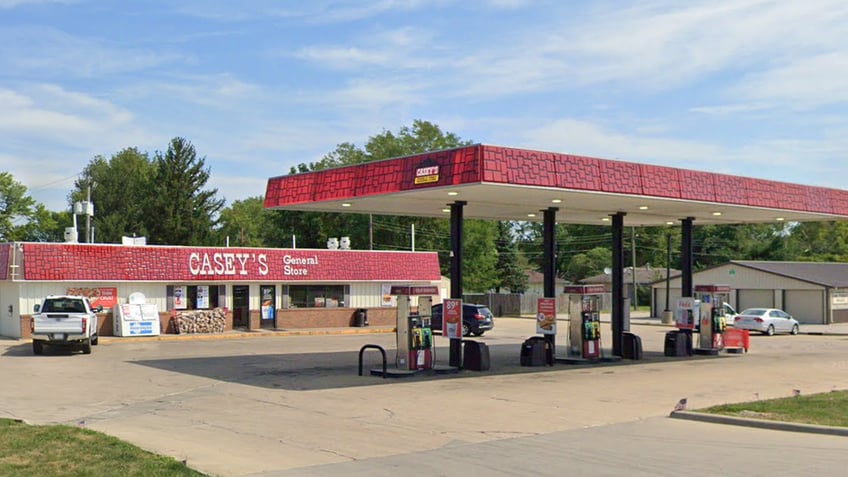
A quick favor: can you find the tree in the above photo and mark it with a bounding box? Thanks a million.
[784,221,848,262]
[145,138,224,245]
[494,221,528,293]
[213,196,275,247]
[461,220,500,292]
[0,172,38,241]
[563,247,612,283]
[692,223,788,269]
[17,206,71,242]
[72,148,156,243]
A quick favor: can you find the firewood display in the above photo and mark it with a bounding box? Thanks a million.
[175,308,226,334]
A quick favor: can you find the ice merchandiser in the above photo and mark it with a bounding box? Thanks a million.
[564,285,604,361]
[393,286,437,371]
[113,292,161,337]
[694,285,731,354]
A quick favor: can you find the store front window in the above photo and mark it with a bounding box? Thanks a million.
[287,285,348,308]
[168,285,224,310]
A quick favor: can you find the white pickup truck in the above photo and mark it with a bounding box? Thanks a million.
[30,295,102,355]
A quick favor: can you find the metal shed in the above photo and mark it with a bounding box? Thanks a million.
[652,261,848,324]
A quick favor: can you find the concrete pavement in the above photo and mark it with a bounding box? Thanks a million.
[2,317,847,476]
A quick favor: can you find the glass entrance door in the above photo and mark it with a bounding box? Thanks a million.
[232,285,250,328]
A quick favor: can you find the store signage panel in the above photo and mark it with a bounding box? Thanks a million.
[66,286,118,309]
[22,243,441,282]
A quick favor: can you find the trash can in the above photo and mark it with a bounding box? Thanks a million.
[664,330,690,356]
[353,308,368,327]
[520,336,552,366]
[622,332,643,360]
[463,340,490,371]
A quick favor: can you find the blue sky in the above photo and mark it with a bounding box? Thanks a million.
[2,0,847,213]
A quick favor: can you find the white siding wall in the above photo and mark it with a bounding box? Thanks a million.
[17,283,169,316]
[350,283,385,308]
[0,282,21,337]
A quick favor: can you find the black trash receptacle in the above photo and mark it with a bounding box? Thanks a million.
[463,340,490,371]
[664,330,690,356]
[622,332,643,360]
[353,308,368,327]
[520,336,551,366]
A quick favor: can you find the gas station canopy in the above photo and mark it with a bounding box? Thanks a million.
[264,144,848,226]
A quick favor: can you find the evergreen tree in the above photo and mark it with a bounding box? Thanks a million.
[495,221,528,293]
[145,137,224,245]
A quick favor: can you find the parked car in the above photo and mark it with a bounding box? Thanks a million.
[429,303,494,337]
[732,308,800,336]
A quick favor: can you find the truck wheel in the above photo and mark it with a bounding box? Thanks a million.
[92,334,99,346]
[81,340,92,354]
[32,340,44,355]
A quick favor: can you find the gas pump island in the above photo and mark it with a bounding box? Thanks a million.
[670,285,745,356]
[393,285,437,372]
[692,285,730,355]
[559,285,605,364]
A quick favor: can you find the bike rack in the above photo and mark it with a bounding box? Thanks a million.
[358,344,387,378]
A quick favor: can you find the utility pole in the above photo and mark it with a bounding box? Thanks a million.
[86,183,92,243]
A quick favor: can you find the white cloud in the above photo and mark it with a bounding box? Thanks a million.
[689,103,773,115]
[519,118,725,167]
[0,0,74,7]
[0,85,133,139]
[441,0,848,104]
[117,74,264,109]
[733,52,848,108]
[294,46,390,68]
[0,26,184,78]
[0,84,155,210]
[512,116,847,187]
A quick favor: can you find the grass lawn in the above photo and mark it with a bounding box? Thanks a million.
[700,390,848,427]
[0,418,207,477]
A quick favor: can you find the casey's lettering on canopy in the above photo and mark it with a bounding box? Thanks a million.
[414,165,439,185]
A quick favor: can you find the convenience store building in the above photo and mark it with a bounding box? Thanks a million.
[0,242,444,339]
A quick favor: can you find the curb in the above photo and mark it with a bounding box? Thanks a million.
[669,410,848,436]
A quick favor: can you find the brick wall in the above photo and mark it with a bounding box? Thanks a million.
[273,307,396,329]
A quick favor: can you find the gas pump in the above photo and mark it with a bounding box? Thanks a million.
[694,285,731,354]
[393,286,437,371]
[563,285,604,361]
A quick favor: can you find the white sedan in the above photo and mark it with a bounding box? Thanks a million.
[732,308,800,336]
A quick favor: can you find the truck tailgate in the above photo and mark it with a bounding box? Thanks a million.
[33,314,85,334]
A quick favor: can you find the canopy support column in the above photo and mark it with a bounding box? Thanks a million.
[449,201,467,368]
[681,217,694,298]
[543,207,558,354]
[611,212,626,356]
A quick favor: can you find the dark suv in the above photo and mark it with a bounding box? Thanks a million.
[429,303,494,337]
